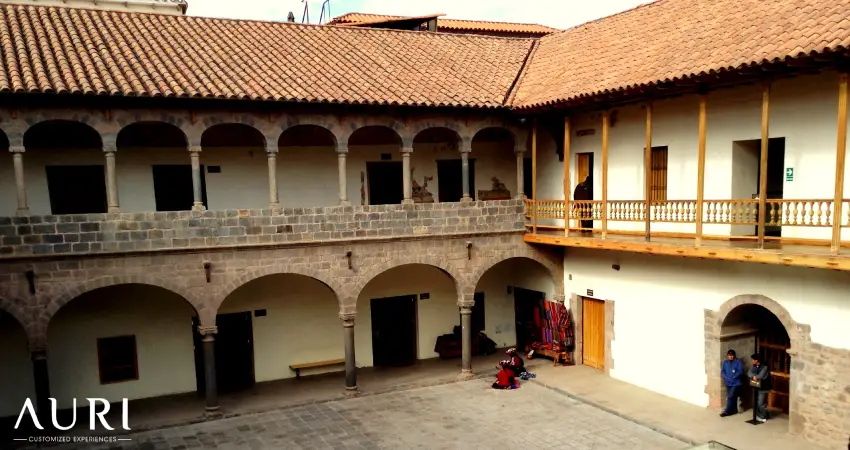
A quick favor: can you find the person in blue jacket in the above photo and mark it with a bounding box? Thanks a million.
[720,349,744,417]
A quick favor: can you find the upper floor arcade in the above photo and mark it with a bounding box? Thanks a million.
[524,70,850,271]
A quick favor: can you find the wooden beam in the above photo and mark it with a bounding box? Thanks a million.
[563,116,571,237]
[644,102,653,242]
[532,118,538,234]
[833,72,849,254]
[696,94,708,246]
[757,82,771,249]
[602,110,610,239]
[523,234,850,272]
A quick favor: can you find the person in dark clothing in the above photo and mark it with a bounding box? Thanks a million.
[572,175,593,232]
[747,353,773,422]
[491,361,519,390]
[720,349,744,417]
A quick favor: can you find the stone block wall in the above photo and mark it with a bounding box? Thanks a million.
[0,200,525,258]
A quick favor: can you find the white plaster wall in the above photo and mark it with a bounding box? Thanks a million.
[217,274,344,381]
[564,248,850,407]
[0,140,518,215]
[47,285,198,408]
[0,314,35,418]
[559,70,850,239]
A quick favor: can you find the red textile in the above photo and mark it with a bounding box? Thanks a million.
[496,368,516,387]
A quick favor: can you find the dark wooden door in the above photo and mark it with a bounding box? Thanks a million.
[45,165,108,214]
[514,288,544,352]
[366,162,403,205]
[437,159,476,202]
[152,164,207,211]
[576,153,594,196]
[370,295,417,366]
[582,297,605,370]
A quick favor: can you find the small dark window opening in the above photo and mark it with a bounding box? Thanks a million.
[97,335,139,384]
[152,165,207,211]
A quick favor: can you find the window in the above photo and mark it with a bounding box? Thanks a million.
[97,335,139,384]
[152,165,207,211]
[649,146,668,202]
[45,165,108,215]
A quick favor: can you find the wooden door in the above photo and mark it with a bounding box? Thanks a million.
[370,295,417,367]
[576,153,593,189]
[582,297,605,370]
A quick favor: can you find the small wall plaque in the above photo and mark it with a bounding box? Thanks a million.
[576,129,596,137]
[586,289,594,297]
[419,293,430,300]
[254,309,267,317]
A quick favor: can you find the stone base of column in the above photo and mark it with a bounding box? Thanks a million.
[269,202,281,214]
[108,206,120,213]
[339,200,351,207]
[514,194,527,200]
[401,199,414,206]
[16,208,29,217]
[192,204,206,211]
[460,196,473,203]
[204,406,222,418]
[457,369,475,380]
[344,386,360,397]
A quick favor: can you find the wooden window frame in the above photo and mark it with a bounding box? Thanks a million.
[96,335,139,385]
[649,146,668,203]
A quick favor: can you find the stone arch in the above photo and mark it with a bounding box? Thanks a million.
[201,122,268,149]
[36,275,207,345]
[278,124,338,148]
[347,125,404,148]
[116,121,189,149]
[24,119,103,150]
[704,294,811,424]
[466,251,564,301]
[352,257,465,309]
[0,295,31,345]
[471,126,516,147]
[216,266,347,314]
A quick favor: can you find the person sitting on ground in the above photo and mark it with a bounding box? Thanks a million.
[501,348,535,380]
[491,361,519,390]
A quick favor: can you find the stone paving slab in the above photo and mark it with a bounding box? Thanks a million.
[25,380,688,450]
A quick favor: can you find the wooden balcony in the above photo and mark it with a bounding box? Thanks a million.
[524,199,850,271]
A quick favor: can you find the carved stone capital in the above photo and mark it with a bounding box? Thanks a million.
[9,145,25,154]
[458,301,474,314]
[198,325,218,336]
[337,145,349,155]
[188,145,202,154]
[340,313,356,327]
[400,147,413,155]
[29,344,48,356]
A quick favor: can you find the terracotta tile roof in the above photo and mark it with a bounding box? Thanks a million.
[330,12,557,35]
[0,4,533,108]
[511,0,850,109]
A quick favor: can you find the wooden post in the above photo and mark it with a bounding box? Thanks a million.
[757,83,771,249]
[696,94,708,247]
[564,117,571,236]
[644,102,653,242]
[832,72,848,254]
[602,111,610,239]
[532,119,538,234]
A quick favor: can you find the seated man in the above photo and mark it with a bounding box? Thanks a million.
[491,362,520,390]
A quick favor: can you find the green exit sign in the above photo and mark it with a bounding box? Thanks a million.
[785,167,794,181]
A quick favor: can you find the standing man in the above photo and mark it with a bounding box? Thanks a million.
[720,349,743,417]
[747,353,773,423]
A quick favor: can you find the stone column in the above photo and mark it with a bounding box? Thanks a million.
[104,145,120,213]
[340,313,358,393]
[189,146,205,211]
[458,298,474,378]
[401,147,413,205]
[460,141,472,203]
[30,348,50,416]
[11,147,29,216]
[515,145,525,199]
[199,326,219,414]
[337,145,350,206]
[266,146,281,212]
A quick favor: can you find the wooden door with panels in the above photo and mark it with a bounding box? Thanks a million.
[576,153,593,189]
[581,297,605,370]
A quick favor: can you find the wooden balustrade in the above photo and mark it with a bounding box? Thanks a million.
[525,199,848,230]
[765,199,834,227]
[703,199,759,225]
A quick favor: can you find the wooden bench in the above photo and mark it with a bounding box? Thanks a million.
[289,358,345,380]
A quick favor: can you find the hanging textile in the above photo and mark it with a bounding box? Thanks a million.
[529,299,575,353]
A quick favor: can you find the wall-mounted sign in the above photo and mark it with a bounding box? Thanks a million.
[785,167,794,182]
[576,129,596,137]
[586,289,594,297]
[419,293,430,300]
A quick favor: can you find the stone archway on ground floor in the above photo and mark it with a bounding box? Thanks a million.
[704,294,810,434]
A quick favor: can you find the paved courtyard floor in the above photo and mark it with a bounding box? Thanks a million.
[31,380,687,450]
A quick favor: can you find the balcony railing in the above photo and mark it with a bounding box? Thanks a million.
[524,198,850,253]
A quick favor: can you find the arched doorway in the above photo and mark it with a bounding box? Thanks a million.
[472,257,561,355]
[720,303,791,415]
[348,126,404,205]
[215,273,342,390]
[47,284,200,408]
[24,120,104,215]
[0,310,35,419]
[356,263,460,367]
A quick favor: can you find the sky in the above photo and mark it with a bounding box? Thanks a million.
[186,0,651,30]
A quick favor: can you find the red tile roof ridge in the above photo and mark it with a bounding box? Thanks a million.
[539,0,660,38]
[331,11,557,32]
